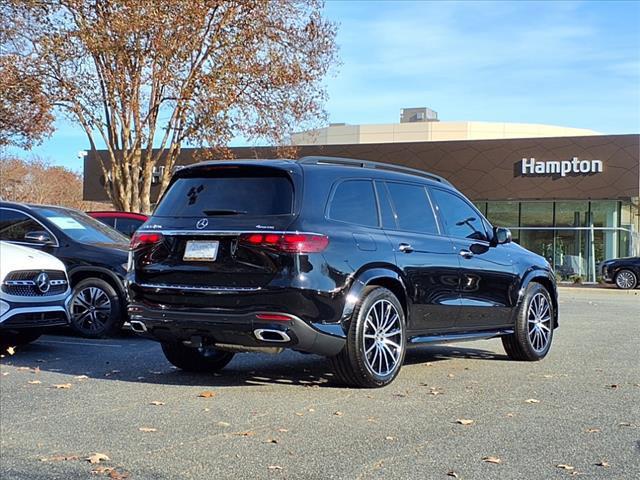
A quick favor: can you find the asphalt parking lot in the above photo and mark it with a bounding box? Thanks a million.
[1,288,638,479]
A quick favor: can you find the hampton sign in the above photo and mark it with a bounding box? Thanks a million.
[520,157,604,177]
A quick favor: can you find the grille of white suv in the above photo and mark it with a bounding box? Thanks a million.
[2,270,68,297]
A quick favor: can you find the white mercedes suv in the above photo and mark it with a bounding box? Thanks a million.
[0,241,71,346]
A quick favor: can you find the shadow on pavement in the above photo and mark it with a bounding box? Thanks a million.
[1,331,507,389]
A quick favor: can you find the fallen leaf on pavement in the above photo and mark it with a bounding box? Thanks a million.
[385,436,395,441]
[40,454,80,462]
[198,391,216,398]
[266,438,278,444]
[139,427,157,432]
[446,472,459,478]
[334,411,343,416]
[91,466,113,475]
[149,401,165,406]
[235,431,256,437]
[585,428,600,433]
[1,372,8,376]
[595,461,610,467]
[294,412,304,417]
[53,383,72,389]
[217,421,230,427]
[506,413,515,417]
[482,456,502,464]
[525,398,540,403]
[268,465,283,470]
[618,422,633,427]
[607,384,619,389]
[86,453,110,464]
[556,464,575,471]
[456,419,474,425]
[28,380,42,384]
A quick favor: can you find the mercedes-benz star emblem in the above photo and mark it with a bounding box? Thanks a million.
[35,272,51,294]
[196,218,209,230]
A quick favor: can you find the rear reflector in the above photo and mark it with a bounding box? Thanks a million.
[240,233,329,253]
[255,313,293,322]
[130,232,164,250]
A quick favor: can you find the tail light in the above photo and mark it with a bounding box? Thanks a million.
[130,232,164,250]
[240,232,329,253]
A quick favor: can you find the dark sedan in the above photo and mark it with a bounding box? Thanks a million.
[602,257,640,289]
[0,201,129,337]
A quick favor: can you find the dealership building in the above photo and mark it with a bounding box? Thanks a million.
[84,108,640,282]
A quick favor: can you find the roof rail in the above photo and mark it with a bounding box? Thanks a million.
[297,156,452,186]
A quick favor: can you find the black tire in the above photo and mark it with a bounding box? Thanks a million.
[614,269,637,290]
[502,282,554,361]
[330,286,406,388]
[161,342,235,373]
[69,278,123,338]
[1,330,42,348]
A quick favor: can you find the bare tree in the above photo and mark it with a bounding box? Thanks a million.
[1,0,337,212]
[0,154,98,210]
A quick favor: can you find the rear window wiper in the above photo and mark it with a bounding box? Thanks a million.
[202,209,248,216]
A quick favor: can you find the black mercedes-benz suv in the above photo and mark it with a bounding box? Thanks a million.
[127,157,558,387]
[0,202,130,338]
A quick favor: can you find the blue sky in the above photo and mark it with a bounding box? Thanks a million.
[8,0,640,171]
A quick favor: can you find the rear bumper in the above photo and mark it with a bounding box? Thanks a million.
[127,302,346,356]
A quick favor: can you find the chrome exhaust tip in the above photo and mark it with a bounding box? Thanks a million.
[130,320,148,333]
[254,329,290,343]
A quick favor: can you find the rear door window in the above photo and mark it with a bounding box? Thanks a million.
[154,173,294,217]
[385,182,439,235]
[328,180,379,227]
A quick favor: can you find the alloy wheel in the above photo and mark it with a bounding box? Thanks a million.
[362,299,403,376]
[527,292,552,352]
[71,287,112,332]
[615,270,636,289]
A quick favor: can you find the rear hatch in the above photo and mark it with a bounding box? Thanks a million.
[132,163,302,293]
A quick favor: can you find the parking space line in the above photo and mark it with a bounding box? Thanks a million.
[37,340,123,348]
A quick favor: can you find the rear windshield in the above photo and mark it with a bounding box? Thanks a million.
[154,174,294,217]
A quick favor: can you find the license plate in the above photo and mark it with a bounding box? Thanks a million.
[184,241,219,261]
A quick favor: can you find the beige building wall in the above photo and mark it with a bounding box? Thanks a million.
[291,122,599,145]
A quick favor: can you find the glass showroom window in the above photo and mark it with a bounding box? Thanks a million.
[486,201,519,228]
[553,202,589,281]
[518,202,554,266]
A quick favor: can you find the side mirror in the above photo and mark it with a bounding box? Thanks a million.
[494,227,512,245]
[24,231,54,245]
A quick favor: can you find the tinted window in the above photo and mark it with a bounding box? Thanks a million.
[374,181,397,229]
[96,216,116,228]
[385,182,438,235]
[0,209,48,243]
[114,218,144,237]
[329,180,378,227]
[155,174,293,217]
[36,207,128,245]
[430,189,488,241]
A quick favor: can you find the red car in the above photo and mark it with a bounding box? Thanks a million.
[87,211,148,237]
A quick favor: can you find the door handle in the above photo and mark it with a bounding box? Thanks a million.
[459,249,474,259]
[398,243,414,253]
